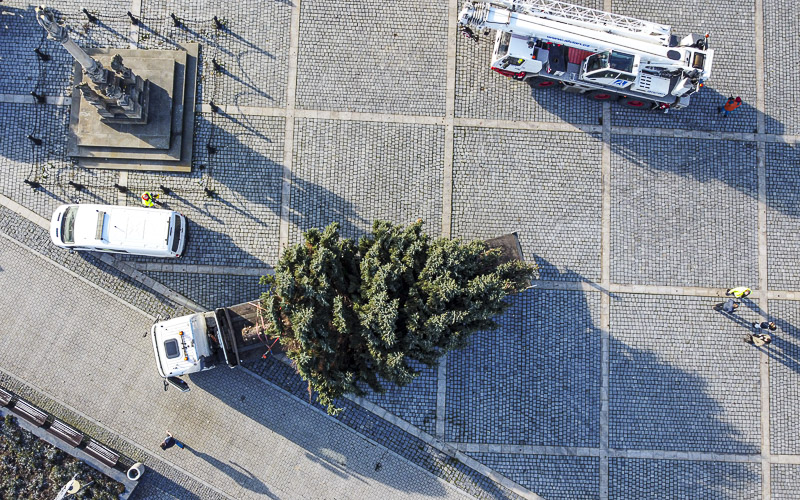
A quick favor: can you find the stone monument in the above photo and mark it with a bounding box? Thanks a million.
[35,6,198,172]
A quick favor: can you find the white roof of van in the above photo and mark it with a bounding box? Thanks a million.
[72,204,172,249]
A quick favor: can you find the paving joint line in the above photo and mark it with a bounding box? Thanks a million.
[128,0,141,49]
[753,0,770,494]
[436,0,459,445]
[128,262,273,276]
[599,97,611,500]
[448,442,794,464]
[277,0,302,254]
[192,102,800,144]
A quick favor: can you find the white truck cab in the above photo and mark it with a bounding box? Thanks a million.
[151,313,215,380]
[50,204,187,258]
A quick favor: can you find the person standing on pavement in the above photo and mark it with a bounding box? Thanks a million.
[160,431,184,450]
[718,96,742,117]
[726,287,751,299]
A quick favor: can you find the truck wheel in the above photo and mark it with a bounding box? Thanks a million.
[527,77,558,89]
[620,97,655,110]
[586,90,619,101]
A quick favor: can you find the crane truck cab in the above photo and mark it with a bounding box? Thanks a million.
[463,0,714,109]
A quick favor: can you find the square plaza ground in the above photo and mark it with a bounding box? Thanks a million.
[1,0,799,498]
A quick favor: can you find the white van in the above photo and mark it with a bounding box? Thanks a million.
[49,204,187,258]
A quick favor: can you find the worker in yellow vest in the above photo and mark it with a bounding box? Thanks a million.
[141,191,158,208]
[726,287,751,299]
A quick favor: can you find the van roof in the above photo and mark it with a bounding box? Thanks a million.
[72,204,173,250]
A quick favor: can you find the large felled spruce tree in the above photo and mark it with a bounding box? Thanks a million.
[260,220,536,414]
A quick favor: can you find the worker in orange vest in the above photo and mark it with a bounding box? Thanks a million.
[718,96,742,117]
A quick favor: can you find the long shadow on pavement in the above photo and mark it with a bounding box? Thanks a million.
[445,255,761,498]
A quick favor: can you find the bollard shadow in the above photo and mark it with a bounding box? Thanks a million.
[192,113,370,243]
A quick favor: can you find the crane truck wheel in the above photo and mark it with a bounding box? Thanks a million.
[527,77,558,89]
[586,90,619,101]
[620,97,656,110]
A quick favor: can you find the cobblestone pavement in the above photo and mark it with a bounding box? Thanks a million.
[0,236,474,500]
[1,0,800,498]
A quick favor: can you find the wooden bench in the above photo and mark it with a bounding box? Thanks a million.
[84,439,119,468]
[0,388,13,407]
[11,400,48,427]
[47,419,84,447]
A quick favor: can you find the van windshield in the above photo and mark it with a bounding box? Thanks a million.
[61,207,78,244]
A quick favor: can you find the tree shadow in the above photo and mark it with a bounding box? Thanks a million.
[445,255,760,497]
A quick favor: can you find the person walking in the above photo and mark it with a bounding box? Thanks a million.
[751,321,777,331]
[160,431,184,450]
[744,332,772,347]
[721,298,739,314]
[726,287,751,299]
[718,96,742,117]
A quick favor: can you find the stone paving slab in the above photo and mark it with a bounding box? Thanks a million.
[766,143,800,290]
[609,457,761,499]
[771,464,800,500]
[609,294,762,454]
[468,453,599,500]
[294,0,448,116]
[138,0,291,108]
[289,119,444,243]
[610,0,758,133]
[610,135,758,287]
[446,289,601,448]
[0,234,475,500]
[454,0,603,125]
[451,127,602,281]
[766,299,800,455]
[127,113,284,268]
[764,0,800,136]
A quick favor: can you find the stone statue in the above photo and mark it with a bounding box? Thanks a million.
[35,6,150,124]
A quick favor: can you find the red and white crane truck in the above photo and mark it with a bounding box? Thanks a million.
[460,0,714,110]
